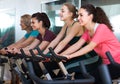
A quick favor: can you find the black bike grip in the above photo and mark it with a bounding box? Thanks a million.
[48,47,67,61]
[105,51,115,64]
[36,47,46,57]
[0,58,8,63]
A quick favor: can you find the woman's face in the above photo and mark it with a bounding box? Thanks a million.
[31,18,41,30]
[59,5,72,21]
[78,8,92,26]
[20,18,27,30]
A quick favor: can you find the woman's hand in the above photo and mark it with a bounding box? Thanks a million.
[62,55,70,59]
[12,48,20,54]
[59,53,70,59]
[0,49,8,55]
[56,54,69,62]
[6,49,14,54]
[24,50,32,56]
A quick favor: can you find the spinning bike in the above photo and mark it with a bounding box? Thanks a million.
[19,47,95,84]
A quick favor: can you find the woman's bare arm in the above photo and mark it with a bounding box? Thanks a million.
[7,37,26,49]
[60,38,86,55]
[23,39,40,50]
[32,41,50,55]
[64,41,97,59]
[14,36,36,49]
[54,22,83,54]
[43,24,67,54]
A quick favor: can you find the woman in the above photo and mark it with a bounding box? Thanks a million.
[44,3,84,54]
[62,4,120,84]
[19,12,56,55]
[0,14,39,54]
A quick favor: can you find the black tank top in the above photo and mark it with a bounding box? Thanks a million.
[64,21,80,45]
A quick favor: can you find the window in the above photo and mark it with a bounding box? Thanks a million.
[41,0,80,34]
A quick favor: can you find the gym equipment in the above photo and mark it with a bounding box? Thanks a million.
[106,51,120,84]
[24,47,95,84]
[0,56,8,84]
[29,49,52,80]
[4,47,31,84]
[1,47,95,84]
[5,53,33,84]
[20,48,45,84]
[48,47,73,80]
[106,51,120,69]
[98,63,112,84]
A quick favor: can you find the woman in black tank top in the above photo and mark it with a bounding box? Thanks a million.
[43,3,83,54]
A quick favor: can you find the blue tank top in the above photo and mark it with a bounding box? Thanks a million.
[24,30,39,39]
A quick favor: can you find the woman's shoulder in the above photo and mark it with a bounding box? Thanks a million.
[31,30,39,33]
[95,23,111,34]
[30,30,39,37]
[98,23,108,28]
[44,29,56,42]
[70,21,83,33]
[45,29,56,36]
[72,21,81,28]
[46,29,54,34]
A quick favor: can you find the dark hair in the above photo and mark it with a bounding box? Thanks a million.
[31,12,50,29]
[63,3,78,19]
[81,4,113,31]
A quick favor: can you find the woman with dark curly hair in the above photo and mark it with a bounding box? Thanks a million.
[62,4,120,84]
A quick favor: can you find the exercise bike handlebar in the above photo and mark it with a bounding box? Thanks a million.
[0,48,30,59]
[2,52,25,59]
[0,58,8,64]
[36,47,52,59]
[105,51,115,64]
[36,47,67,62]
[105,51,120,68]
[29,49,46,62]
[48,47,67,62]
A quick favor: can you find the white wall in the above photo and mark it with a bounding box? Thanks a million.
[0,0,42,41]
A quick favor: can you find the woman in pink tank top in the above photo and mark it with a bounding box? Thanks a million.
[62,4,120,84]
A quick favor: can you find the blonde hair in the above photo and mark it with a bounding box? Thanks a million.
[21,14,32,31]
